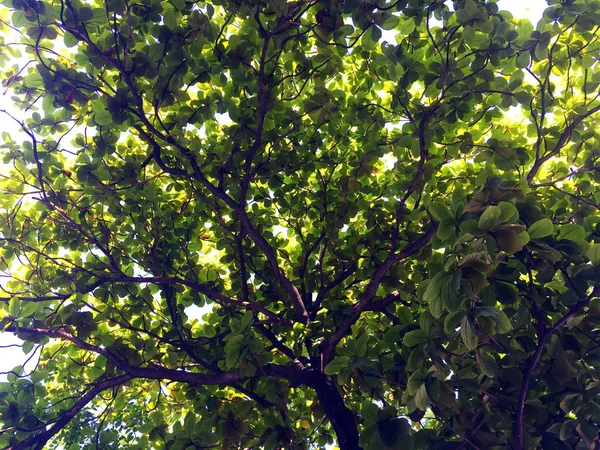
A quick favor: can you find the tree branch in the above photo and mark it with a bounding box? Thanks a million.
[302,371,361,450]
[514,284,600,450]
[527,102,600,183]
[3,325,312,448]
[6,374,132,450]
[238,213,310,323]
[324,222,438,363]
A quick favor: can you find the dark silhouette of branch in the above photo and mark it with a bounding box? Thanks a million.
[2,325,311,448]
[514,284,600,450]
[324,222,438,363]
[255,323,304,363]
[302,371,360,450]
[312,263,357,319]
[527,103,600,183]
[391,107,435,251]
[6,374,132,450]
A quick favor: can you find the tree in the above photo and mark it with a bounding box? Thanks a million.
[0,0,600,448]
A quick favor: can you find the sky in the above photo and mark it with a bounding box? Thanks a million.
[0,0,548,378]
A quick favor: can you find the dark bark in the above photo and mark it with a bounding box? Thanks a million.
[7,374,132,450]
[514,284,600,450]
[325,222,438,364]
[304,371,361,450]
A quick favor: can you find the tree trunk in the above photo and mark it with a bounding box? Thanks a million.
[309,372,361,450]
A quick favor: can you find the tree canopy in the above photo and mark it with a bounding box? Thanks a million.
[0,0,600,448]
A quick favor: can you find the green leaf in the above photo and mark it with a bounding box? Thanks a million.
[355,334,369,357]
[377,418,412,449]
[163,10,178,30]
[552,356,578,384]
[396,306,412,325]
[516,51,530,68]
[429,201,453,221]
[383,325,404,346]
[324,356,351,375]
[444,310,465,334]
[429,291,443,318]
[528,218,554,239]
[424,271,460,318]
[94,109,113,126]
[557,224,586,243]
[415,383,430,411]
[380,15,400,31]
[407,369,424,395]
[436,218,456,241]
[9,297,21,318]
[498,202,519,223]
[461,316,479,350]
[492,280,517,304]
[403,330,428,347]
[478,205,502,230]
[361,403,380,425]
[224,334,245,367]
[423,271,447,317]
[465,0,477,15]
[371,26,382,42]
[496,228,528,254]
[441,270,462,312]
[479,351,498,377]
[586,244,600,264]
[494,310,512,334]
[240,310,253,329]
[425,376,441,403]
[21,302,39,318]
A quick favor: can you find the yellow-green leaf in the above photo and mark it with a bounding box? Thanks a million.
[586,244,600,265]
[528,218,554,239]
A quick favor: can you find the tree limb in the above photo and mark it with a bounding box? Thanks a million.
[324,222,438,363]
[6,374,132,450]
[514,284,600,450]
[527,102,600,183]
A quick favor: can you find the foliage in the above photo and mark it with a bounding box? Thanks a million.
[0,0,600,448]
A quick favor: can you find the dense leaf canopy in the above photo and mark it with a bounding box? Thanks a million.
[1,0,600,448]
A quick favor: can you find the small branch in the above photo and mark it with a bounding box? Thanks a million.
[391,107,435,250]
[312,263,357,319]
[239,213,310,323]
[6,374,132,450]
[527,103,600,183]
[104,273,293,326]
[255,323,305,363]
[514,284,600,450]
[241,30,271,197]
[324,223,438,363]
[364,290,410,312]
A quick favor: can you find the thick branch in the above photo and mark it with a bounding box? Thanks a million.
[303,371,361,450]
[6,374,132,450]
[324,223,438,362]
[239,213,310,323]
[4,325,310,449]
